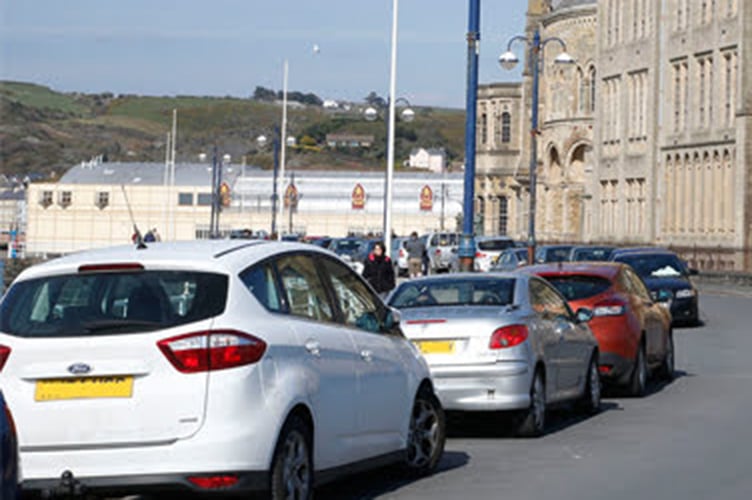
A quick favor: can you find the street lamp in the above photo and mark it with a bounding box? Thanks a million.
[499,28,574,264]
[256,131,280,238]
[364,96,414,255]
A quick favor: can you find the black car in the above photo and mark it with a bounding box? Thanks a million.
[535,245,574,263]
[611,249,700,325]
[1,389,19,500]
[569,245,616,262]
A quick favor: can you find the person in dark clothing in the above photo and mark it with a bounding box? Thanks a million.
[362,241,396,298]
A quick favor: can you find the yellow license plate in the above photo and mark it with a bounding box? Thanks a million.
[35,376,134,402]
[415,340,455,354]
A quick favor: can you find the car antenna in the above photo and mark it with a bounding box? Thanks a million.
[121,184,147,250]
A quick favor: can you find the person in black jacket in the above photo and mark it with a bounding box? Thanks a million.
[362,241,396,298]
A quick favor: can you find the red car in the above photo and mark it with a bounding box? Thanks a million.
[522,262,673,396]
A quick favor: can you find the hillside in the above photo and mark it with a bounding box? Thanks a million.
[0,81,466,179]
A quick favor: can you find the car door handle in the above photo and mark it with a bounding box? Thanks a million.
[304,340,321,357]
[360,350,373,362]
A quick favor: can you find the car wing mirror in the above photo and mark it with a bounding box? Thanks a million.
[575,307,594,323]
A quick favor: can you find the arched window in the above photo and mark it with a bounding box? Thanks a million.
[578,68,587,113]
[501,112,511,143]
[589,67,597,113]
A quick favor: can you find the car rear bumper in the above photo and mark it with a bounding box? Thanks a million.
[597,352,633,384]
[22,470,268,496]
[429,361,531,411]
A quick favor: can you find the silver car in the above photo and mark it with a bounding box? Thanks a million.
[387,273,600,437]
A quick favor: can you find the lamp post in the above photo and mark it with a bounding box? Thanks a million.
[458,0,480,272]
[209,146,223,239]
[256,131,280,238]
[364,96,414,257]
[498,28,574,264]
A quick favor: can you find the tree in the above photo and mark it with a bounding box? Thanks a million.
[364,91,386,108]
[253,86,277,101]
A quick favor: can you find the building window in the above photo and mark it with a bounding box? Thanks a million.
[58,191,72,208]
[95,191,109,209]
[178,192,194,206]
[501,112,511,143]
[39,190,53,208]
[480,113,488,145]
[589,67,596,113]
[197,193,212,206]
[497,196,508,235]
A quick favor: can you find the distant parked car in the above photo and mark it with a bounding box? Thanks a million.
[0,241,446,498]
[523,262,674,396]
[328,237,367,274]
[424,232,460,274]
[474,236,516,272]
[610,249,700,325]
[535,245,574,263]
[388,273,600,437]
[391,237,410,276]
[1,389,19,500]
[569,246,616,262]
[490,247,530,272]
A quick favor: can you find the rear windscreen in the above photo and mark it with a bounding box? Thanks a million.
[544,276,612,301]
[478,239,514,251]
[0,271,228,338]
[389,278,515,308]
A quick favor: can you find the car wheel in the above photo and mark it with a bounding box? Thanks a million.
[577,353,601,415]
[517,369,546,437]
[628,342,648,397]
[405,386,445,476]
[270,415,313,500]
[658,330,675,381]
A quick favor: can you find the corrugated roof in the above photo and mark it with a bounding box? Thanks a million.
[58,162,246,186]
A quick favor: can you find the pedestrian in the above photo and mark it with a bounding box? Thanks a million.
[405,231,426,278]
[362,241,396,298]
[143,230,156,243]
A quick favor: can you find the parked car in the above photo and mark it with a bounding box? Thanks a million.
[490,247,529,272]
[0,241,446,498]
[535,245,574,263]
[328,237,367,274]
[569,246,616,262]
[1,389,19,500]
[387,273,600,437]
[474,236,516,272]
[391,237,410,276]
[523,262,674,396]
[610,248,700,325]
[424,232,460,274]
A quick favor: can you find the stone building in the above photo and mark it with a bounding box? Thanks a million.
[479,0,752,270]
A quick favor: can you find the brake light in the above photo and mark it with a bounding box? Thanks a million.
[78,263,144,273]
[188,475,239,489]
[158,331,266,373]
[476,251,487,259]
[435,249,441,255]
[489,325,529,349]
[0,345,10,372]
[593,299,626,317]
[599,365,613,375]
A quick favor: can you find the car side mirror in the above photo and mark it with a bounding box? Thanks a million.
[384,307,402,331]
[575,307,594,323]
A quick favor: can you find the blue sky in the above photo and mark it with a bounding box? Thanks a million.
[0,1,528,108]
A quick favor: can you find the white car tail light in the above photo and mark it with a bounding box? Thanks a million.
[158,331,267,373]
[0,344,10,372]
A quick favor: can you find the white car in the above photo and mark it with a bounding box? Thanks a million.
[0,240,445,498]
[473,236,516,272]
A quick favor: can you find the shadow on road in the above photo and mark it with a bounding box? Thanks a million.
[445,400,622,440]
[316,450,470,499]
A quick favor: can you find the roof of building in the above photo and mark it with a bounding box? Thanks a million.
[57,161,246,186]
[553,0,596,10]
[0,190,25,201]
[409,147,446,156]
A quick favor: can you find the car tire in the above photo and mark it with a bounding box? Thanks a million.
[270,414,313,500]
[404,386,446,477]
[517,369,546,438]
[576,353,601,415]
[658,330,675,381]
[628,342,648,397]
